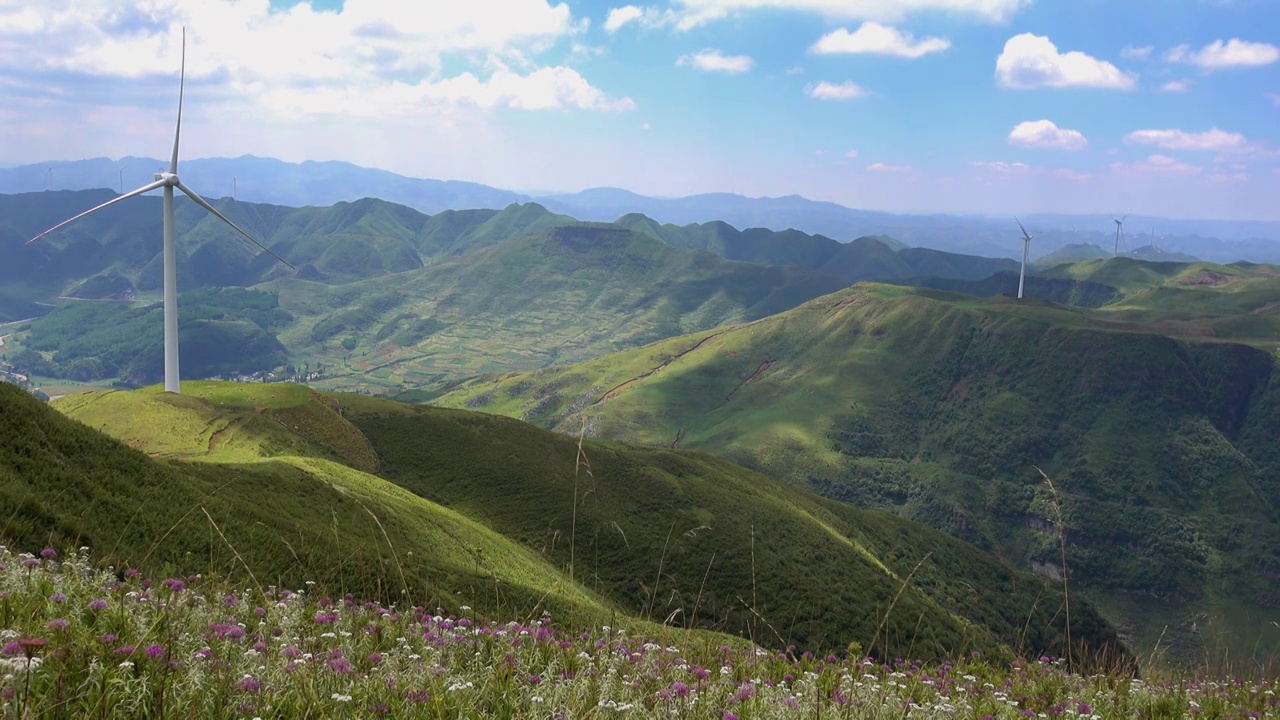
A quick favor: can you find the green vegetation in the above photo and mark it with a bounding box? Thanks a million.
[271,224,850,393]
[14,288,290,385]
[0,380,1128,664]
[3,548,1270,719]
[440,282,1280,667]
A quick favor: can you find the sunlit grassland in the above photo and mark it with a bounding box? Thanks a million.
[440,282,1280,669]
[25,380,1130,664]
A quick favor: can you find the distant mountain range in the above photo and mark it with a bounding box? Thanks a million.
[5,156,1279,263]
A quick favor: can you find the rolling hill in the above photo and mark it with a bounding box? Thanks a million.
[0,380,1129,665]
[440,281,1280,666]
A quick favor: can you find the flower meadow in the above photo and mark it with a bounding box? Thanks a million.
[0,546,1275,718]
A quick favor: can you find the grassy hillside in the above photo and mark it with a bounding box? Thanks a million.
[271,224,851,394]
[4,380,1129,665]
[440,283,1280,666]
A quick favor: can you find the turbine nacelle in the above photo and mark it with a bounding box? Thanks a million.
[153,171,179,186]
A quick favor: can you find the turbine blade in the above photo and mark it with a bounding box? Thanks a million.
[171,27,185,174]
[26,179,167,245]
[177,181,295,269]
[1016,217,1030,239]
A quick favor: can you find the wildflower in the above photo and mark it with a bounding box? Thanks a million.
[331,693,352,702]
[145,645,165,660]
[40,548,57,559]
[672,682,690,697]
[46,618,70,632]
[88,598,108,612]
[368,652,383,665]
[527,674,542,685]
[162,578,185,593]
[237,676,262,694]
[1,641,20,657]
[48,592,67,603]
[98,634,116,645]
[124,568,140,579]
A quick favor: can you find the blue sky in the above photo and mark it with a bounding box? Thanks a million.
[0,0,1277,219]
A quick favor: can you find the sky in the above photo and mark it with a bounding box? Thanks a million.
[0,0,1278,219]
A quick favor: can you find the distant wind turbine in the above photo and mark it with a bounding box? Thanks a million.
[46,167,52,191]
[1112,214,1127,257]
[1016,217,1037,300]
[233,176,237,200]
[118,164,128,194]
[26,28,293,395]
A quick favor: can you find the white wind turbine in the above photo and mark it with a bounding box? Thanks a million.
[26,29,292,394]
[1112,214,1127,257]
[1016,218,1037,300]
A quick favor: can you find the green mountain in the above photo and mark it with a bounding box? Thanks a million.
[266,223,851,393]
[615,214,1018,284]
[0,380,1128,665]
[439,281,1280,666]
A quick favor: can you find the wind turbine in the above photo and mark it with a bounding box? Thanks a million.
[26,29,293,395]
[118,163,128,194]
[1112,214,1127,257]
[46,167,52,191]
[1016,217,1037,300]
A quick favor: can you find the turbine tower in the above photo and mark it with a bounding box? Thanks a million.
[1113,214,1127,257]
[1016,217,1037,300]
[26,29,292,395]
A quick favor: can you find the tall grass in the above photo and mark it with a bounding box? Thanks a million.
[0,545,1274,718]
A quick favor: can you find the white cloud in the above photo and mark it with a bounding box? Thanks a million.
[667,0,1030,27]
[1165,39,1279,69]
[1157,80,1190,92]
[972,160,1030,172]
[1123,128,1246,152]
[1120,45,1153,60]
[1007,120,1087,150]
[867,162,912,172]
[642,122,652,130]
[676,49,753,73]
[0,1,634,119]
[845,149,859,159]
[811,23,950,58]
[1110,154,1201,175]
[604,5,645,32]
[996,34,1136,89]
[806,80,869,100]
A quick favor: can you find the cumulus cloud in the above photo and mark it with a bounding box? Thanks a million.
[0,1,635,119]
[1110,154,1201,175]
[1157,80,1190,92]
[1121,45,1153,60]
[1123,128,1246,152]
[1165,39,1279,69]
[1007,120,1088,150]
[806,80,869,100]
[845,149,859,158]
[672,0,1029,26]
[676,49,753,73]
[996,34,1136,89]
[604,5,645,32]
[811,23,950,58]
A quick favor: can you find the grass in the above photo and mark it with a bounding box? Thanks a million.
[438,282,1280,669]
[0,545,1273,718]
[2,380,1135,668]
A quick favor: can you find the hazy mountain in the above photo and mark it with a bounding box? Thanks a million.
[6,156,1279,263]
